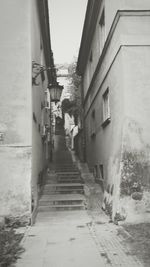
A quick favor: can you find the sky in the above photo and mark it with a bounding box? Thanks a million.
[49,0,88,65]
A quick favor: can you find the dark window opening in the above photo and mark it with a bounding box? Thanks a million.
[99,164,104,180]
[102,87,111,127]
[91,109,96,138]
[89,51,93,62]
[41,71,45,82]
[99,8,105,53]
[33,112,37,123]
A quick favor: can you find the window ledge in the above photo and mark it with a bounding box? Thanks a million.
[102,117,111,128]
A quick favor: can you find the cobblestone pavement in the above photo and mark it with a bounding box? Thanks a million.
[86,213,143,266]
[80,174,143,267]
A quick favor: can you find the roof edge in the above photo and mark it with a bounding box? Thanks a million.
[77,0,102,75]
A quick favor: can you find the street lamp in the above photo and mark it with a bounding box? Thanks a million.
[48,82,63,103]
[32,61,63,102]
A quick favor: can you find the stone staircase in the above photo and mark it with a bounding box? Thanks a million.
[38,160,86,212]
[37,124,87,212]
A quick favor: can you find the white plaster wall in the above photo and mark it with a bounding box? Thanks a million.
[83,15,127,186]
[0,147,31,217]
[31,0,50,208]
[83,1,150,99]
[0,0,31,145]
[83,0,104,97]
[118,46,150,219]
[82,8,150,219]
[123,46,150,152]
[0,0,32,217]
[105,0,150,36]
[85,49,124,189]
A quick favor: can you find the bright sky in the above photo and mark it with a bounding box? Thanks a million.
[49,0,88,64]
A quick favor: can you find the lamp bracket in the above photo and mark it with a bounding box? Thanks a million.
[32,61,53,86]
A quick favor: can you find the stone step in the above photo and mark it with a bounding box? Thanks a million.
[54,161,73,164]
[56,172,78,174]
[39,199,84,206]
[55,164,77,166]
[56,179,83,184]
[55,168,78,171]
[37,152,86,212]
[45,178,83,184]
[44,183,84,189]
[40,193,85,201]
[56,179,82,183]
[42,189,84,194]
[37,204,85,212]
[56,171,80,175]
[54,164,77,166]
[56,177,83,181]
[56,174,81,178]
[43,188,84,193]
[54,163,75,165]
[54,164,76,166]
[56,175,82,179]
[43,187,84,194]
[57,174,80,177]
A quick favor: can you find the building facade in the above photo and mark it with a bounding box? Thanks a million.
[0,0,55,223]
[77,0,150,221]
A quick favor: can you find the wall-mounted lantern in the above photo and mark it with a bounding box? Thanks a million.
[48,82,63,103]
[32,61,63,102]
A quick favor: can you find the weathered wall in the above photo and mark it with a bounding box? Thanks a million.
[0,147,31,217]
[82,7,150,221]
[83,12,127,193]
[118,46,150,221]
[84,48,124,212]
[31,0,50,211]
[0,0,32,219]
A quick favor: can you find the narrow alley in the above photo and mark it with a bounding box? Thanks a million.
[0,1,150,266]
[15,126,142,267]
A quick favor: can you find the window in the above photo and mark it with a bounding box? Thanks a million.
[91,109,96,138]
[41,71,45,82]
[33,112,37,123]
[99,164,104,180]
[44,90,50,109]
[89,51,93,62]
[40,36,45,82]
[99,9,105,54]
[40,35,43,50]
[102,88,111,126]
[93,164,104,184]
[93,165,98,179]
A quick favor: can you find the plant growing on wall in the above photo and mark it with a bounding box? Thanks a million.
[120,150,146,197]
[61,59,82,125]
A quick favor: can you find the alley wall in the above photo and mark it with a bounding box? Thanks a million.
[78,0,150,221]
[31,0,50,217]
[0,0,32,218]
